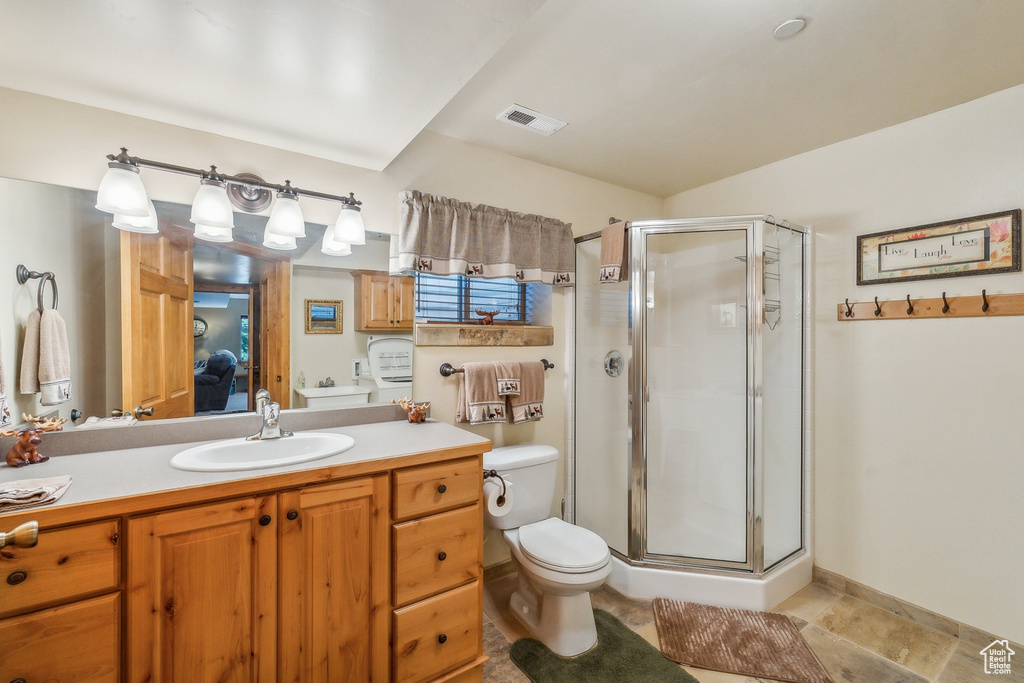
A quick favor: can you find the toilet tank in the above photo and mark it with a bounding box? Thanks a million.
[483,445,559,530]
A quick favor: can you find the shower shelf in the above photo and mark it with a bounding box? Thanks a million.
[838,290,1024,320]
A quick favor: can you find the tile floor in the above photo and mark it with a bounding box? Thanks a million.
[482,573,1024,682]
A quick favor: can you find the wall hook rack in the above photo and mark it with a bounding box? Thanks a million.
[837,290,1024,320]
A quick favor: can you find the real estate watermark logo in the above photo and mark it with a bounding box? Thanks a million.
[980,639,1015,675]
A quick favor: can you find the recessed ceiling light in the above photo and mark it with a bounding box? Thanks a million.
[773,18,806,39]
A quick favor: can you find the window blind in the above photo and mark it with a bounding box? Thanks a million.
[415,273,531,323]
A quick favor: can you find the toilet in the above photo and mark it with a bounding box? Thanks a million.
[483,444,612,656]
[356,335,413,403]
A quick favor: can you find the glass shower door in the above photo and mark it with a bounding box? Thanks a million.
[636,227,751,568]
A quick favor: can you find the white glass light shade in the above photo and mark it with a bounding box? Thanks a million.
[112,199,159,234]
[265,193,305,237]
[263,230,297,250]
[190,180,235,229]
[96,163,149,217]
[332,205,365,245]
[321,227,353,256]
[193,222,233,243]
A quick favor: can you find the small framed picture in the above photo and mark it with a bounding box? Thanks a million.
[305,299,343,334]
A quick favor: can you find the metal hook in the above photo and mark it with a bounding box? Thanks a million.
[36,272,58,313]
[874,297,882,317]
[941,292,950,314]
[982,289,990,313]
[844,298,854,318]
[906,294,914,315]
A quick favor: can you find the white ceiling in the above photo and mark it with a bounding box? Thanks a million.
[3,0,1024,197]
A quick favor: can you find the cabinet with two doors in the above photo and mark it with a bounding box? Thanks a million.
[352,269,416,330]
[0,452,486,682]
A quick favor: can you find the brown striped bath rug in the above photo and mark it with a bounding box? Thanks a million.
[653,598,831,683]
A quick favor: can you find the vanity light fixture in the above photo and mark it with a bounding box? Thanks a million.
[96,148,366,253]
[320,226,353,256]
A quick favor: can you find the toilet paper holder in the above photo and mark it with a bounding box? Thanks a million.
[483,469,507,507]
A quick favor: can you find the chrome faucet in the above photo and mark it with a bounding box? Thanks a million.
[254,388,272,416]
[248,395,293,441]
[318,377,335,388]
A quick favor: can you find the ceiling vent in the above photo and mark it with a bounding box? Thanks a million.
[497,104,567,136]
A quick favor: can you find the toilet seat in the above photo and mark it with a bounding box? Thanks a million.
[517,518,610,573]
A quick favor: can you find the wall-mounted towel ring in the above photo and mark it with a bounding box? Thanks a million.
[37,273,58,313]
[941,292,950,314]
[844,299,854,318]
[874,297,882,317]
[981,289,990,313]
[906,295,914,315]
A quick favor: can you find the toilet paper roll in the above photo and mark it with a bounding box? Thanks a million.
[483,478,513,517]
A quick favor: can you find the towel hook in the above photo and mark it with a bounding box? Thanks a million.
[906,294,914,315]
[874,297,882,317]
[844,299,854,318]
[36,272,58,313]
[941,292,950,314]
[981,289,990,313]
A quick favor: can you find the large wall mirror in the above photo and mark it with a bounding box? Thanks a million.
[0,175,409,425]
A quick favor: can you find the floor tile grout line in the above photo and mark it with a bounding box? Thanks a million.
[931,635,962,682]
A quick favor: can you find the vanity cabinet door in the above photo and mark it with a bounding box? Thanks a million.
[278,476,390,683]
[127,496,277,683]
[393,275,415,329]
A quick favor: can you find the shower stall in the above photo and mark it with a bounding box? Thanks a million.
[572,216,811,610]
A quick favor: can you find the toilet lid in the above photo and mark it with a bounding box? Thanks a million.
[518,518,610,573]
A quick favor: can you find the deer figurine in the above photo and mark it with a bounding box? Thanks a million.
[475,309,500,325]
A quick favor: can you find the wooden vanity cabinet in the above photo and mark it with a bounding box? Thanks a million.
[352,270,415,330]
[0,519,121,682]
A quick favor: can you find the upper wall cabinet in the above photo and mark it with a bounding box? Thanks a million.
[351,270,415,331]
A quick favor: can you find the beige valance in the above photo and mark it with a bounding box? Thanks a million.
[396,190,575,285]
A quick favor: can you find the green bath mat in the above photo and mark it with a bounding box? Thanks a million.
[509,609,700,683]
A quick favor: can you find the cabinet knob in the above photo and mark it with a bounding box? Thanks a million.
[437,484,447,494]
[286,509,299,521]
[437,633,447,644]
[259,515,272,527]
[437,551,447,562]
[0,520,38,549]
[7,570,28,586]
[11,678,27,683]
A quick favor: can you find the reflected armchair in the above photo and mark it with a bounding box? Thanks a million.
[194,353,237,412]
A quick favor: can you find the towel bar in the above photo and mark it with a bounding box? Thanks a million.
[439,359,554,377]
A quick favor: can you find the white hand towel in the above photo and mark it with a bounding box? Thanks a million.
[38,309,72,405]
[19,308,41,395]
[0,475,72,512]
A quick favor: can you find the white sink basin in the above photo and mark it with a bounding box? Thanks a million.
[170,432,356,472]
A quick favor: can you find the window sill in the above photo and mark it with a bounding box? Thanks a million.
[413,323,554,347]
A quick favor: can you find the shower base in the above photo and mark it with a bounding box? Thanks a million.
[607,551,812,612]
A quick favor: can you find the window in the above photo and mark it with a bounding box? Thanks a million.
[239,315,249,362]
[415,273,531,324]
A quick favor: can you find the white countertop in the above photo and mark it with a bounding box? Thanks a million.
[0,419,490,515]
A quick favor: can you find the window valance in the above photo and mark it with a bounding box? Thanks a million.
[395,190,575,285]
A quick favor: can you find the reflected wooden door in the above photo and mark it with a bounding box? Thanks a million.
[259,260,290,408]
[120,222,194,419]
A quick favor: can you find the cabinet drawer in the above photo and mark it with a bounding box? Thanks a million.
[394,502,482,606]
[1,592,120,682]
[394,458,480,521]
[0,518,120,617]
[394,580,481,683]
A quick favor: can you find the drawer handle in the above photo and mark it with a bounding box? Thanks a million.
[286,509,299,521]
[0,520,38,549]
[12,678,27,683]
[437,551,447,562]
[437,484,447,494]
[437,633,447,644]
[259,515,272,527]
[6,570,27,586]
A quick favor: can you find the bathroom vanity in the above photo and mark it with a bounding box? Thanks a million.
[0,418,489,683]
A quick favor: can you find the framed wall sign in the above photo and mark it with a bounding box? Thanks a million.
[305,299,343,334]
[857,209,1021,285]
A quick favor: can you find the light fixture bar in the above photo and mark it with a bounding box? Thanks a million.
[105,148,363,209]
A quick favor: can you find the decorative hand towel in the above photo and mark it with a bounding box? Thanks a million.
[509,361,545,423]
[455,362,507,425]
[0,475,72,512]
[494,360,522,397]
[37,309,72,405]
[599,221,629,283]
[76,414,138,430]
[19,308,41,395]
[0,330,10,428]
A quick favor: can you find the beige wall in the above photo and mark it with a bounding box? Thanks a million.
[0,86,663,566]
[665,83,1024,643]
